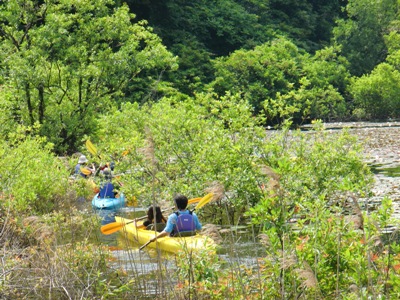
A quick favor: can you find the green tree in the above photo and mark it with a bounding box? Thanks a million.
[333,0,398,76]
[210,38,349,123]
[0,0,177,154]
[127,0,273,96]
[297,45,350,121]
[210,37,304,115]
[127,0,344,96]
[128,0,344,54]
[129,0,267,56]
[348,30,400,120]
[349,62,400,120]
[267,0,341,51]
[166,37,214,96]
[0,125,69,214]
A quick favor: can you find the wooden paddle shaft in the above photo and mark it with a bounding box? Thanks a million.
[139,240,153,250]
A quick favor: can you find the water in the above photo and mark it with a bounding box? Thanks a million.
[370,164,400,177]
[345,123,400,227]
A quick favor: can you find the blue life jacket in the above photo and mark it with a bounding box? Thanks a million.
[174,211,195,234]
[99,182,114,198]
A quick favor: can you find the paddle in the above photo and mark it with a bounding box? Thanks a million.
[80,167,92,176]
[86,140,100,160]
[139,193,213,250]
[139,240,153,250]
[100,196,204,235]
[86,140,103,177]
[192,193,213,211]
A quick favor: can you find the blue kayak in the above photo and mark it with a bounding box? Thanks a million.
[92,193,125,210]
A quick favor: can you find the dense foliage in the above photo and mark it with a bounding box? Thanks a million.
[96,94,265,207]
[0,0,176,154]
[349,32,400,120]
[210,39,349,122]
[1,0,400,298]
[333,0,398,76]
[1,0,399,153]
[0,125,69,214]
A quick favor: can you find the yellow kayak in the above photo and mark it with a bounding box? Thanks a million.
[115,216,216,254]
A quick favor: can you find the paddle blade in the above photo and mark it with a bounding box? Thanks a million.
[101,222,125,235]
[86,140,97,156]
[80,167,92,176]
[188,197,202,205]
[195,193,213,210]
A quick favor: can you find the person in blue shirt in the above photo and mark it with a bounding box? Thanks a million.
[149,194,202,242]
[98,168,116,198]
[74,155,95,178]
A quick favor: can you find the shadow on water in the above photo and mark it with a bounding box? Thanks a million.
[370,164,400,177]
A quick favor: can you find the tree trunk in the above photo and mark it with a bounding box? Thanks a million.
[25,83,34,126]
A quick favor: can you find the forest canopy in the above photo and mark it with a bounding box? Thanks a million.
[0,0,399,153]
[1,2,399,298]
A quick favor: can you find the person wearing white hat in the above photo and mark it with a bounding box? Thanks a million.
[74,155,95,178]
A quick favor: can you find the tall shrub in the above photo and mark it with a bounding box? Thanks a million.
[0,126,69,214]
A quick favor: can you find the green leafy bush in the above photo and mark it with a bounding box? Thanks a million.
[209,38,349,123]
[0,126,69,214]
[96,93,267,210]
[349,63,400,120]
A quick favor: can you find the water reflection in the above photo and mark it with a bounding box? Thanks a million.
[93,206,147,246]
[95,208,117,225]
[93,206,147,226]
[370,164,400,177]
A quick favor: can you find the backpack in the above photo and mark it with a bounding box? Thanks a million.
[174,211,196,236]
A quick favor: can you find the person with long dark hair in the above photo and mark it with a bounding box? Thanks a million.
[143,206,167,231]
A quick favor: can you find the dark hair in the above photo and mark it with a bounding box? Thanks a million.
[146,206,166,223]
[174,194,188,210]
